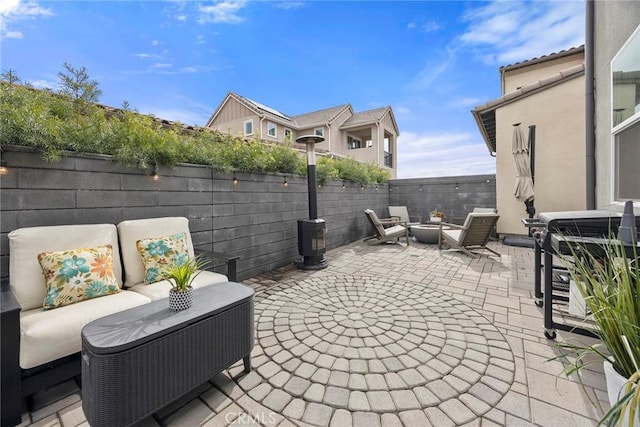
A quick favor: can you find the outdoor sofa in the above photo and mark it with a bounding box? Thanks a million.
[0,217,243,427]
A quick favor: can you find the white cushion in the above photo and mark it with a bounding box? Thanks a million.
[127,270,229,301]
[384,225,406,236]
[19,290,151,369]
[117,217,195,288]
[442,229,463,243]
[9,224,123,311]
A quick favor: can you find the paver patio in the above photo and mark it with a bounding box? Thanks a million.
[19,238,609,427]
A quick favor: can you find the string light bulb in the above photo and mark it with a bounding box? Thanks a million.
[455,183,459,190]
[0,160,7,175]
[232,175,238,185]
[150,163,159,181]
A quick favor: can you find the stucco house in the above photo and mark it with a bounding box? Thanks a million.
[472,46,586,236]
[591,1,640,212]
[205,92,399,178]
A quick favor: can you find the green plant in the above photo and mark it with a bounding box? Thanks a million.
[0,66,391,186]
[556,237,639,426]
[429,210,446,219]
[161,255,209,292]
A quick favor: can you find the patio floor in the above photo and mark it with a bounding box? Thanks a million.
[20,239,609,427]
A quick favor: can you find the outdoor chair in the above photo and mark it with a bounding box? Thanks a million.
[388,206,422,228]
[438,213,500,258]
[363,209,410,246]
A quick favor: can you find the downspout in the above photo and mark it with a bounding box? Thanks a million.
[376,123,381,166]
[326,123,331,152]
[585,0,596,209]
[259,116,265,139]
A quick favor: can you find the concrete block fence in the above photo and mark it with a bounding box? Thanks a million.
[0,146,495,281]
[389,175,497,225]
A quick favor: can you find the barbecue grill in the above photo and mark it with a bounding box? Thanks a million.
[523,210,640,339]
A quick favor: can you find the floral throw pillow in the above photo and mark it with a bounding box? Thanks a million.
[136,232,189,284]
[38,245,120,309]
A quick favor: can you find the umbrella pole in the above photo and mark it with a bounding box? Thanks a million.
[528,125,536,185]
[527,125,536,237]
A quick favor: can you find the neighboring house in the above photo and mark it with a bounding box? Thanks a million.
[592,1,640,212]
[472,46,586,236]
[205,92,399,178]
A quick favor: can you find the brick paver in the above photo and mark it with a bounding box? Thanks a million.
[19,240,607,426]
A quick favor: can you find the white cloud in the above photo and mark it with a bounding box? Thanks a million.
[134,52,162,60]
[409,45,457,91]
[459,0,584,66]
[198,1,247,24]
[4,29,21,38]
[152,63,172,68]
[274,2,305,10]
[0,0,53,40]
[151,40,161,46]
[27,78,58,90]
[447,97,481,109]
[397,131,495,178]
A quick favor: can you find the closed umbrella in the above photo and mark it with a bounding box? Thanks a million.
[512,124,535,203]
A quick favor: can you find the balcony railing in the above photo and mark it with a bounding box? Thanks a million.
[384,151,393,167]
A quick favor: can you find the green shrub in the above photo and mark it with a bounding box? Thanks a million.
[0,82,389,185]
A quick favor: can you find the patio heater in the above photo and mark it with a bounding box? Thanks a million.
[295,134,328,270]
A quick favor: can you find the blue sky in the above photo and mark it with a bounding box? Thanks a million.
[0,0,585,178]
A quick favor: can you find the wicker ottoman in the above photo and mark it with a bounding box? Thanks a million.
[81,282,254,427]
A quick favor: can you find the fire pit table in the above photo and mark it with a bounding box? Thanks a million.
[410,224,446,244]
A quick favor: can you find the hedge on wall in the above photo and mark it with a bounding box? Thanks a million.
[0,82,389,185]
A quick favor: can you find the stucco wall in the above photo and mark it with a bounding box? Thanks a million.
[503,52,584,93]
[495,75,586,235]
[594,1,640,209]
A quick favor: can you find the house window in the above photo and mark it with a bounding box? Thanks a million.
[366,139,373,148]
[612,24,640,201]
[244,119,253,136]
[284,128,292,141]
[314,127,324,137]
[267,122,277,138]
[347,136,362,149]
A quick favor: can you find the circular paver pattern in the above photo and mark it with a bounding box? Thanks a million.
[247,275,515,426]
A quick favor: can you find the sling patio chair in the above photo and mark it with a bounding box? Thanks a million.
[388,206,422,228]
[363,209,410,246]
[438,212,500,258]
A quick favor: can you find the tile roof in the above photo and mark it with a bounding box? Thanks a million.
[292,104,351,128]
[340,106,390,128]
[500,45,585,72]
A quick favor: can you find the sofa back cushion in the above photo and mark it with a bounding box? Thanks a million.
[9,224,122,311]
[117,217,195,288]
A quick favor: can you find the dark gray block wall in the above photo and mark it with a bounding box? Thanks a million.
[0,147,389,282]
[389,175,497,225]
[0,147,496,282]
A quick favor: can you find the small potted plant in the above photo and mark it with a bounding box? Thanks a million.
[429,210,447,222]
[555,237,639,426]
[163,255,209,311]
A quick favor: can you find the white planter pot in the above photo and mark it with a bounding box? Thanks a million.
[604,360,639,426]
[430,217,442,223]
[569,279,589,318]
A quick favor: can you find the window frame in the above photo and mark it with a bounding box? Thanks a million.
[314,127,324,137]
[267,121,277,138]
[284,128,292,140]
[610,24,640,203]
[244,119,254,136]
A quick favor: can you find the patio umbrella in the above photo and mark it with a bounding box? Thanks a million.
[512,124,535,204]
